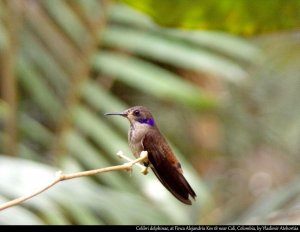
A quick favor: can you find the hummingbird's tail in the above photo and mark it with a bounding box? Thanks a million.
[150,162,196,205]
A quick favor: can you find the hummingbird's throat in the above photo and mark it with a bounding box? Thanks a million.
[138,118,155,126]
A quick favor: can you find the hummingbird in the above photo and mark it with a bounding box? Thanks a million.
[105,106,196,205]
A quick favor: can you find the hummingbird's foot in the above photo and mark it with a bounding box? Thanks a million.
[139,151,149,175]
[141,166,149,175]
[117,150,148,174]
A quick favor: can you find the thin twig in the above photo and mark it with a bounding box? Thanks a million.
[0,151,148,211]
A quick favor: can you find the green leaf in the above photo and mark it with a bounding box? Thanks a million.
[94,52,217,110]
[102,26,249,81]
[20,115,53,147]
[121,0,300,35]
[162,29,264,65]
[17,58,62,122]
[42,0,90,49]
[64,130,132,190]
[22,32,69,99]
[71,105,130,157]
[82,80,128,131]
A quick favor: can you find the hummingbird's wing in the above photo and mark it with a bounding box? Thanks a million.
[142,130,196,205]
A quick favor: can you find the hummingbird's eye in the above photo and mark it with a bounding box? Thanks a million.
[133,110,140,116]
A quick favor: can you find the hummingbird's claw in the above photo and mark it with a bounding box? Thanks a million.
[141,166,149,175]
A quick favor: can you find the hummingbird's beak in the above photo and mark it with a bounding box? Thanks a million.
[105,112,128,117]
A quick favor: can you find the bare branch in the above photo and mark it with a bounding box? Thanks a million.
[0,151,148,211]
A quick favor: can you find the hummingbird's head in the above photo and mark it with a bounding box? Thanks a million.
[105,106,155,126]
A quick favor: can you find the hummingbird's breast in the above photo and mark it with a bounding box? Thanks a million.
[128,123,149,159]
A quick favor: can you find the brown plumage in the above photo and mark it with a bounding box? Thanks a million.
[105,106,196,205]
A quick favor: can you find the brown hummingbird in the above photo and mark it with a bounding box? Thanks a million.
[105,106,196,205]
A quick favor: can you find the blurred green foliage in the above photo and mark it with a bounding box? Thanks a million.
[0,0,300,225]
[121,0,300,35]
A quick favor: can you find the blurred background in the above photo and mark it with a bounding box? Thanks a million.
[0,0,300,225]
